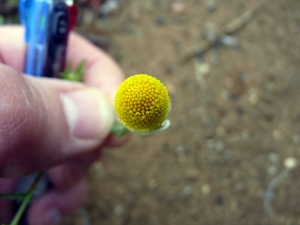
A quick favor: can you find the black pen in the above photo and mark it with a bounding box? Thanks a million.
[20,0,77,77]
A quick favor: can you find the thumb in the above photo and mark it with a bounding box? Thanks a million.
[0,64,114,178]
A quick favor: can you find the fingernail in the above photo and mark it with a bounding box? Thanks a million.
[60,88,114,140]
[43,207,62,225]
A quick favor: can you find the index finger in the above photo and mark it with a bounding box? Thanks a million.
[67,32,124,99]
[0,26,124,99]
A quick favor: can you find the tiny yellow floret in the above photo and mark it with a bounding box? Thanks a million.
[114,74,170,133]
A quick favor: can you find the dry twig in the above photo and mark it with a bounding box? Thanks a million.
[179,0,270,62]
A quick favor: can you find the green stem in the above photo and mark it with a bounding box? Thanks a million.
[10,172,44,225]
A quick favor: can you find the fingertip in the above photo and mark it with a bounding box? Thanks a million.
[0,26,25,72]
[68,32,124,100]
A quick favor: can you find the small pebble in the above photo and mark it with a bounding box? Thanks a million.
[221,90,231,100]
[203,115,216,127]
[216,126,226,137]
[171,2,188,15]
[219,35,239,48]
[266,82,278,93]
[268,165,278,176]
[268,152,279,163]
[228,92,238,100]
[182,185,193,196]
[235,181,245,191]
[241,129,250,139]
[236,108,244,116]
[273,129,282,140]
[148,178,158,189]
[186,169,199,181]
[198,63,210,75]
[164,65,174,75]
[130,8,141,22]
[206,139,215,149]
[201,184,211,195]
[206,0,217,12]
[176,145,186,156]
[284,157,297,170]
[216,141,225,152]
[223,150,231,159]
[81,9,94,25]
[113,205,124,216]
[134,30,144,39]
[292,133,300,144]
[165,82,176,95]
[155,17,165,26]
[100,0,120,15]
[166,190,175,200]
[178,155,187,163]
[225,77,235,88]
[249,93,259,105]
[215,195,224,206]
[248,87,259,104]
[154,1,167,10]
[230,201,238,211]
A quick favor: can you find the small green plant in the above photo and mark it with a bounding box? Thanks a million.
[0,173,43,225]
[60,60,86,82]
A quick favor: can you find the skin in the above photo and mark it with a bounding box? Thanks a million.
[0,26,127,225]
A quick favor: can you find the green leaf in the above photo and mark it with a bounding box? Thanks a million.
[61,60,87,82]
[74,60,86,76]
[111,123,129,136]
[0,16,4,25]
[8,0,19,7]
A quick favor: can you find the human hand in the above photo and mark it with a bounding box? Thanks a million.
[0,26,126,225]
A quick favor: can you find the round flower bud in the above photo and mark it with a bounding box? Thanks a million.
[114,74,171,133]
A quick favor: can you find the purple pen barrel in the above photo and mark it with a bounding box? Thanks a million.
[43,0,71,78]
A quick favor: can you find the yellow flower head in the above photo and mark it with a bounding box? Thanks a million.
[114,74,171,133]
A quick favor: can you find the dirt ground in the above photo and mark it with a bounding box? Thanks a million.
[65,0,300,224]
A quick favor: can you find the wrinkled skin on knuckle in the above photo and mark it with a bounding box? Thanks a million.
[0,65,44,177]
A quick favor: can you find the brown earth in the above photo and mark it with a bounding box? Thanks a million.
[65,0,300,224]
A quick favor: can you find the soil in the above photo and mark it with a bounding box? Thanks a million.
[65,0,300,224]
